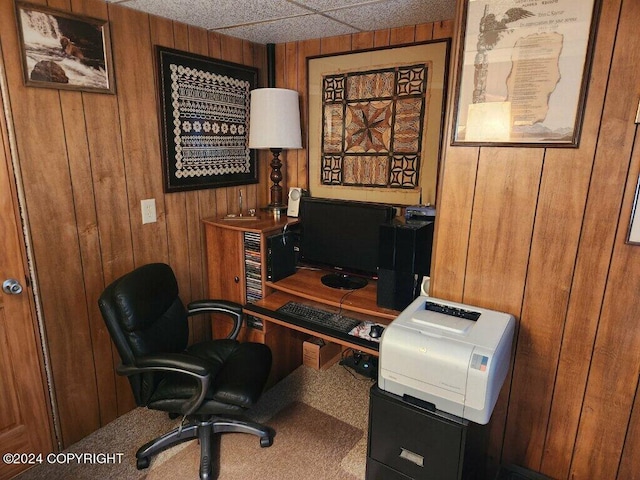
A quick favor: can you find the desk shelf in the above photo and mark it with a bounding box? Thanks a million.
[267,268,399,321]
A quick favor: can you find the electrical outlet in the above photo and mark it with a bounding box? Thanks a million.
[141,199,157,224]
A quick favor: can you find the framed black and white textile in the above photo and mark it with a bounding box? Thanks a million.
[452,0,601,147]
[307,41,449,206]
[156,46,258,192]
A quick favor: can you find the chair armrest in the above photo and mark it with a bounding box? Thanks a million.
[187,300,244,340]
[117,353,210,416]
[119,353,210,376]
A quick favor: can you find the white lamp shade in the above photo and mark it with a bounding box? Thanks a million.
[249,88,302,149]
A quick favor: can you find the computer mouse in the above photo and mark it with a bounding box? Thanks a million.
[369,324,384,339]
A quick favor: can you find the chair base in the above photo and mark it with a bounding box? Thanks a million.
[136,416,275,480]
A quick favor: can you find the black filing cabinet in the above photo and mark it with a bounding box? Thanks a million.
[366,385,483,480]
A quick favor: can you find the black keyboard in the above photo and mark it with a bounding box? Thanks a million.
[276,301,362,333]
[425,301,481,321]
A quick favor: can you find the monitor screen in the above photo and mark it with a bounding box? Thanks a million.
[299,197,395,289]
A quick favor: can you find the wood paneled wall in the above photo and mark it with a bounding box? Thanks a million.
[2,0,639,477]
[276,0,640,478]
[433,0,640,478]
[0,0,267,447]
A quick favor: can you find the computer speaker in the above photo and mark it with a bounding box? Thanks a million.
[377,221,434,310]
[287,187,303,217]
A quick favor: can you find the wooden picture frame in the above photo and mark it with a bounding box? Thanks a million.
[15,1,115,94]
[307,40,450,206]
[155,46,259,193]
[451,0,601,147]
[627,174,640,245]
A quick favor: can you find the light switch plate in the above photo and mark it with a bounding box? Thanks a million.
[141,199,156,224]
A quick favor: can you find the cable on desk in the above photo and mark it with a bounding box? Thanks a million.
[338,289,355,316]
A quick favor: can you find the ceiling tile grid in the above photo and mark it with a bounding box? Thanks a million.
[103,0,456,44]
[324,0,454,31]
[108,0,310,29]
[216,14,359,44]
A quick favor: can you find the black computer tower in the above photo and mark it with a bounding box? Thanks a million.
[266,232,296,282]
[377,221,433,311]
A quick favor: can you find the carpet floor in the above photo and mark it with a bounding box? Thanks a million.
[16,363,375,480]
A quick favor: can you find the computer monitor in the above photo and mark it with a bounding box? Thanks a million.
[299,197,396,289]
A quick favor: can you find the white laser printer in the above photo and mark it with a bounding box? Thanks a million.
[378,295,515,424]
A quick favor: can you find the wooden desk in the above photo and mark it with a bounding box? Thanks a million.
[246,268,399,359]
[203,216,400,383]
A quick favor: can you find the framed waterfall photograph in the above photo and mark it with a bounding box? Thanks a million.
[15,1,115,93]
[451,0,601,147]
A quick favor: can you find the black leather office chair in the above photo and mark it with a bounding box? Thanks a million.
[98,263,274,480]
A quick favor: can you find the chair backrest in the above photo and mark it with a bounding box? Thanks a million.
[98,263,190,404]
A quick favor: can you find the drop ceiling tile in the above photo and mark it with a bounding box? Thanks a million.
[293,0,383,10]
[325,0,455,31]
[104,0,456,43]
[120,0,311,30]
[216,13,358,44]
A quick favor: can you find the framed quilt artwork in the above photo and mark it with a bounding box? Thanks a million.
[156,46,258,192]
[307,41,449,206]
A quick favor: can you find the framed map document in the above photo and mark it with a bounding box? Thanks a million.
[452,0,601,147]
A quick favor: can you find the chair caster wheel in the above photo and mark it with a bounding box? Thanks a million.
[136,456,150,470]
[260,436,273,448]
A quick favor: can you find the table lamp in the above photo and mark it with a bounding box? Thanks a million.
[249,88,302,212]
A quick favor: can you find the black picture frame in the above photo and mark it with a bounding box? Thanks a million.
[15,1,115,94]
[155,46,259,192]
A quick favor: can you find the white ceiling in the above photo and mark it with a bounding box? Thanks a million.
[104,0,456,44]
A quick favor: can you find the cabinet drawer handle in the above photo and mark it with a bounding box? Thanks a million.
[234,276,240,283]
[399,448,424,467]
